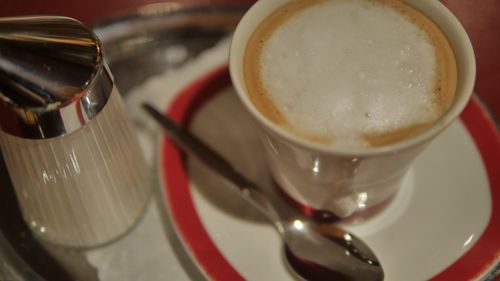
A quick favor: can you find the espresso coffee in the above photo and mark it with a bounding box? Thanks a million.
[244,0,457,149]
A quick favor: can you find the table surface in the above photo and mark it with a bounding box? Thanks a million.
[1,0,499,121]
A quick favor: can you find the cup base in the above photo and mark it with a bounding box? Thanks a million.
[272,179,396,224]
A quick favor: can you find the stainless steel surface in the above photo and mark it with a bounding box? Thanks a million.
[94,3,246,95]
[0,16,112,139]
[143,104,384,281]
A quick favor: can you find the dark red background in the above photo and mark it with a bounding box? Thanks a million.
[1,0,499,120]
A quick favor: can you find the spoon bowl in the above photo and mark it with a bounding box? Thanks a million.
[281,220,382,280]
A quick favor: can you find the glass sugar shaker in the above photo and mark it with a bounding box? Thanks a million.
[0,16,151,248]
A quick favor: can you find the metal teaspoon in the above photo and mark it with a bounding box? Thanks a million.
[143,103,384,281]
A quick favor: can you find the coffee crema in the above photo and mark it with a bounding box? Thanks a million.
[244,0,457,149]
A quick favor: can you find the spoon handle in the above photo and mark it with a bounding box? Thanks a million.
[143,103,283,224]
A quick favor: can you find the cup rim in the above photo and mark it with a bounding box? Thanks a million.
[229,0,476,157]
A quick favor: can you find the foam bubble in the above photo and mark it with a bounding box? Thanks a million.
[259,0,438,149]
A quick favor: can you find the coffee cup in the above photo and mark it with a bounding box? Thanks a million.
[230,0,475,218]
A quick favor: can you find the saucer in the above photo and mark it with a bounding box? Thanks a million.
[159,66,499,281]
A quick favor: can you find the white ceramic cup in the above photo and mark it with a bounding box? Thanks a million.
[230,0,475,218]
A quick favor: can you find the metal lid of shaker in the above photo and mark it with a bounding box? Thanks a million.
[0,16,113,139]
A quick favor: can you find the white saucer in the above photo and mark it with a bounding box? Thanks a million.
[159,66,500,281]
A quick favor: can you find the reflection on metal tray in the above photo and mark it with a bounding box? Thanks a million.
[0,3,247,280]
[95,3,246,95]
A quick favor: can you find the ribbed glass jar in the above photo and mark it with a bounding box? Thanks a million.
[0,88,150,248]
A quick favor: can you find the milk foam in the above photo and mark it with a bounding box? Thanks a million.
[259,0,439,149]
